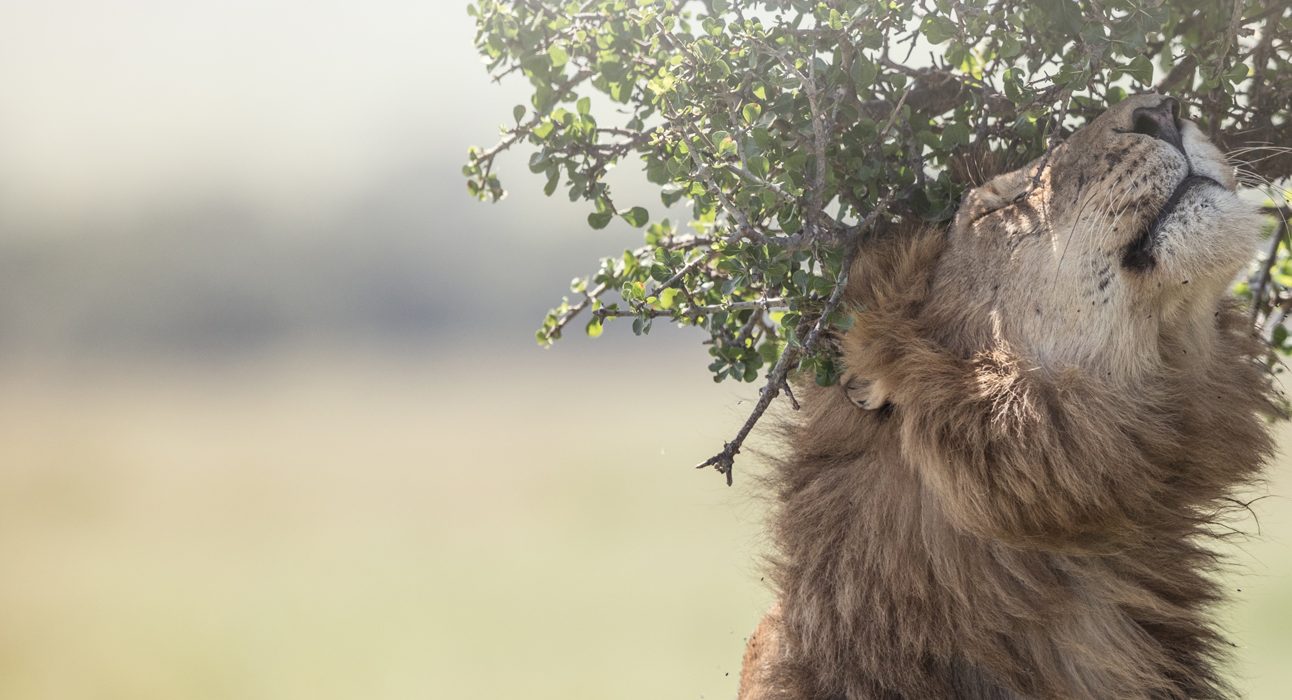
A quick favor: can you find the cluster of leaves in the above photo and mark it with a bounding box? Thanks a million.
[465,0,1292,480]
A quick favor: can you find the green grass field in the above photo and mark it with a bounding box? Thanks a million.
[0,346,1287,699]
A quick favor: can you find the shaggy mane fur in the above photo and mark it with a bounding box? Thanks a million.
[738,96,1281,699]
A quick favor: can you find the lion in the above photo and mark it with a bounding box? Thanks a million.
[738,94,1281,699]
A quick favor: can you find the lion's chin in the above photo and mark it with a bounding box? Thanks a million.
[1148,189,1262,298]
[1122,174,1226,272]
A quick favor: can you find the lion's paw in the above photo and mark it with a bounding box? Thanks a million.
[843,375,890,410]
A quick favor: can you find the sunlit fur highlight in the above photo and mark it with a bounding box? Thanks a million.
[739,95,1281,699]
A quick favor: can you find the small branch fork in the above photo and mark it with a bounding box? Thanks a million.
[472,69,595,183]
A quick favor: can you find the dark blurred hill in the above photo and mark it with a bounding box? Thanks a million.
[0,148,666,362]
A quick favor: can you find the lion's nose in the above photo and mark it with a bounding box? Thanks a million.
[1131,97,1184,154]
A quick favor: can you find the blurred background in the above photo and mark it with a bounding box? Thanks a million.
[0,3,1286,698]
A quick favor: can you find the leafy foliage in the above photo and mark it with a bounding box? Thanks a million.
[466,0,1292,479]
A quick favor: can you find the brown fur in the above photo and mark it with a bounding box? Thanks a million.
[739,96,1281,699]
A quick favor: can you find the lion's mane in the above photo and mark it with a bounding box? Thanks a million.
[742,225,1279,699]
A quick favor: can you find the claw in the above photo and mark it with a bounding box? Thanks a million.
[843,375,889,410]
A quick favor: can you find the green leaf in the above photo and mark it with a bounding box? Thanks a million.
[1126,55,1153,85]
[659,288,680,309]
[585,318,604,338]
[587,211,613,229]
[742,103,762,124]
[850,57,877,91]
[747,154,770,179]
[813,356,838,386]
[717,134,738,157]
[622,206,650,227]
[942,122,970,148]
[647,71,677,96]
[547,45,569,69]
[513,105,526,123]
[921,16,956,45]
[577,96,591,115]
[999,35,1021,59]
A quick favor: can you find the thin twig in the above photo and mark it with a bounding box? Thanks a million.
[541,282,609,344]
[473,69,595,180]
[594,298,787,319]
[804,56,831,235]
[1251,214,1289,326]
[695,342,800,486]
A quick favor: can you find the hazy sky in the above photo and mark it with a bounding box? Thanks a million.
[0,2,657,355]
[0,2,502,225]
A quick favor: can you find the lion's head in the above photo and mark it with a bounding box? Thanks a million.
[920,94,1259,376]
[843,94,1265,409]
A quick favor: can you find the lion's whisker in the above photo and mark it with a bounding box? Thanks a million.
[1226,145,1292,156]
[1231,151,1292,166]
[1053,182,1116,279]
[1054,183,1131,292]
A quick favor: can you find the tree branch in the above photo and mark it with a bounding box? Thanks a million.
[594,298,787,320]
[539,282,609,346]
[1251,210,1290,326]
[695,195,894,484]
